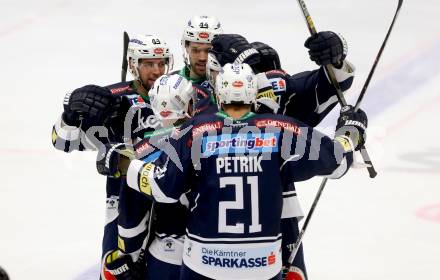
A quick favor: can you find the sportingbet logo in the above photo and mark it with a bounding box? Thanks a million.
[203,133,279,155]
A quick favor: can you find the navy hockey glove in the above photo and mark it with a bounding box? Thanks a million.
[304,31,347,68]
[97,143,135,177]
[0,266,9,280]
[210,34,260,67]
[335,105,368,151]
[251,41,282,72]
[102,251,144,280]
[62,85,119,126]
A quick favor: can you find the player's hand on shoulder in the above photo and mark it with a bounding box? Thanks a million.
[62,85,120,126]
[335,105,368,151]
[304,31,347,68]
[96,143,135,177]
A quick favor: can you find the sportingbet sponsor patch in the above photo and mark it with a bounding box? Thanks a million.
[202,133,279,156]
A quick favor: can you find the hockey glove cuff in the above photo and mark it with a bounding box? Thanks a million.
[102,250,142,280]
[97,143,135,177]
[335,105,368,151]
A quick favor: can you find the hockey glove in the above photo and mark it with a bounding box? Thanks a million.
[304,31,347,68]
[102,251,143,280]
[251,41,282,72]
[210,34,260,67]
[0,266,9,280]
[97,143,135,177]
[62,85,119,126]
[335,105,368,151]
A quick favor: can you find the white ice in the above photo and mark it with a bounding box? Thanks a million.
[0,0,439,279]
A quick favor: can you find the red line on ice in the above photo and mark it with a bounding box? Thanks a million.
[416,204,440,223]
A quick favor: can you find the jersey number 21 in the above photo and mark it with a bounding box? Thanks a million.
[218,176,262,234]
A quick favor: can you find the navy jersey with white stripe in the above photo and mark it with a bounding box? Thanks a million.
[127,111,353,279]
[262,62,354,126]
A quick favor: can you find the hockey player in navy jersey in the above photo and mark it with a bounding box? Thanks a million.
[51,34,173,276]
[102,74,305,279]
[96,74,195,280]
[123,63,368,279]
[207,33,355,126]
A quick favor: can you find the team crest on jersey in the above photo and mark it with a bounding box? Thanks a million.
[202,133,279,156]
[163,238,176,252]
[106,195,119,210]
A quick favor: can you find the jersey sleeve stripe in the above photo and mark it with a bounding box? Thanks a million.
[186,230,282,244]
[324,156,349,179]
[282,190,297,197]
[323,60,356,84]
[117,213,150,238]
[54,117,81,141]
[127,159,145,191]
[281,196,304,220]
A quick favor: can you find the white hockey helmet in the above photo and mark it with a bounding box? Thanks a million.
[148,74,194,123]
[215,63,257,106]
[206,52,222,88]
[181,15,223,66]
[127,34,174,80]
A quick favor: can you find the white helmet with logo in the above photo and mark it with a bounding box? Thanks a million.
[148,74,194,122]
[215,63,257,106]
[127,34,174,80]
[181,15,223,67]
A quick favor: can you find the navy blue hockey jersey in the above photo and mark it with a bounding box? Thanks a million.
[126,111,353,279]
[192,64,354,128]
[265,63,354,126]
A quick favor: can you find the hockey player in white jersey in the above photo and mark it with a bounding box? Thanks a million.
[123,63,368,279]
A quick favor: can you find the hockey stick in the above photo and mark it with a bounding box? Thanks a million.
[121,31,130,82]
[353,0,403,179]
[286,2,404,276]
[354,0,404,112]
[287,178,327,265]
[296,0,378,178]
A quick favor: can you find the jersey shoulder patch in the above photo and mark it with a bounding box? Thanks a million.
[268,77,287,94]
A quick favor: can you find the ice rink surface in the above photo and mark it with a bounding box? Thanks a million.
[0,0,439,279]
